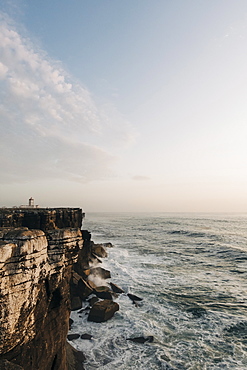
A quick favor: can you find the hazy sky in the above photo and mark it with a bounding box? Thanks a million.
[1,0,247,212]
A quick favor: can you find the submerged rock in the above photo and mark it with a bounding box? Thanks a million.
[186,306,207,318]
[127,336,154,343]
[127,293,143,302]
[67,334,80,341]
[88,299,119,322]
[102,242,113,248]
[110,282,125,294]
[94,286,112,300]
[81,333,93,340]
[69,318,74,330]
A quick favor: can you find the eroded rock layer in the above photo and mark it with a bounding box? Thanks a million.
[0,208,85,370]
[0,208,84,231]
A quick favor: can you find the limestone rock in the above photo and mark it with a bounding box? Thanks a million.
[70,271,93,301]
[71,296,82,311]
[66,342,85,370]
[0,359,24,369]
[0,208,84,231]
[127,336,154,343]
[91,243,108,258]
[0,218,84,370]
[110,282,125,294]
[88,296,99,306]
[88,300,119,322]
[90,267,111,279]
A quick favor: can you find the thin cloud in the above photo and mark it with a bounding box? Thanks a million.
[0,12,133,184]
[132,175,151,181]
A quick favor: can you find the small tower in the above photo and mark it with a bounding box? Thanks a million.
[29,197,34,208]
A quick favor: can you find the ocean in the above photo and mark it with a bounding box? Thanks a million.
[69,213,247,369]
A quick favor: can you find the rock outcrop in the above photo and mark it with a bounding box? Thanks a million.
[87,300,119,323]
[0,208,83,231]
[0,208,85,370]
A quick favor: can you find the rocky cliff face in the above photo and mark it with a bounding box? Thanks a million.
[0,208,84,231]
[0,208,85,370]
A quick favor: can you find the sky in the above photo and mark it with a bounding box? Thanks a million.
[0,0,247,212]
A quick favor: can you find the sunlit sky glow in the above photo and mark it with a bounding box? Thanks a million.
[1,0,247,212]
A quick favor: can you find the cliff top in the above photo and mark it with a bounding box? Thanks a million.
[0,207,84,231]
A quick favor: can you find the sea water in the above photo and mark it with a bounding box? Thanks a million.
[69,213,247,369]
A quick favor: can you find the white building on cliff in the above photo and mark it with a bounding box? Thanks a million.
[19,197,39,209]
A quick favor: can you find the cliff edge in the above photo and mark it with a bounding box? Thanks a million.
[0,208,85,370]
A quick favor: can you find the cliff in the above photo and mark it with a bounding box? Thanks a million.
[0,208,84,231]
[0,208,85,370]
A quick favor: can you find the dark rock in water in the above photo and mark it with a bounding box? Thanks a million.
[67,334,80,341]
[127,336,154,344]
[91,253,102,263]
[87,279,97,290]
[91,243,108,258]
[90,267,111,279]
[94,286,112,300]
[127,293,143,302]
[95,290,113,300]
[70,272,93,300]
[71,296,82,311]
[88,296,99,306]
[69,318,74,330]
[186,306,207,318]
[94,285,110,292]
[81,333,93,340]
[103,242,113,248]
[224,321,247,338]
[88,299,119,322]
[110,282,125,294]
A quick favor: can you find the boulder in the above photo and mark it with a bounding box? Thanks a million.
[77,278,93,299]
[127,293,143,302]
[71,296,82,311]
[90,267,111,279]
[67,334,80,341]
[94,286,112,300]
[90,253,102,263]
[127,336,154,344]
[110,282,125,294]
[102,242,113,248]
[88,296,99,306]
[81,333,93,340]
[88,300,119,322]
[87,279,97,290]
[95,291,113,300]
[69,318,74,330]
[91,243,108,258]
